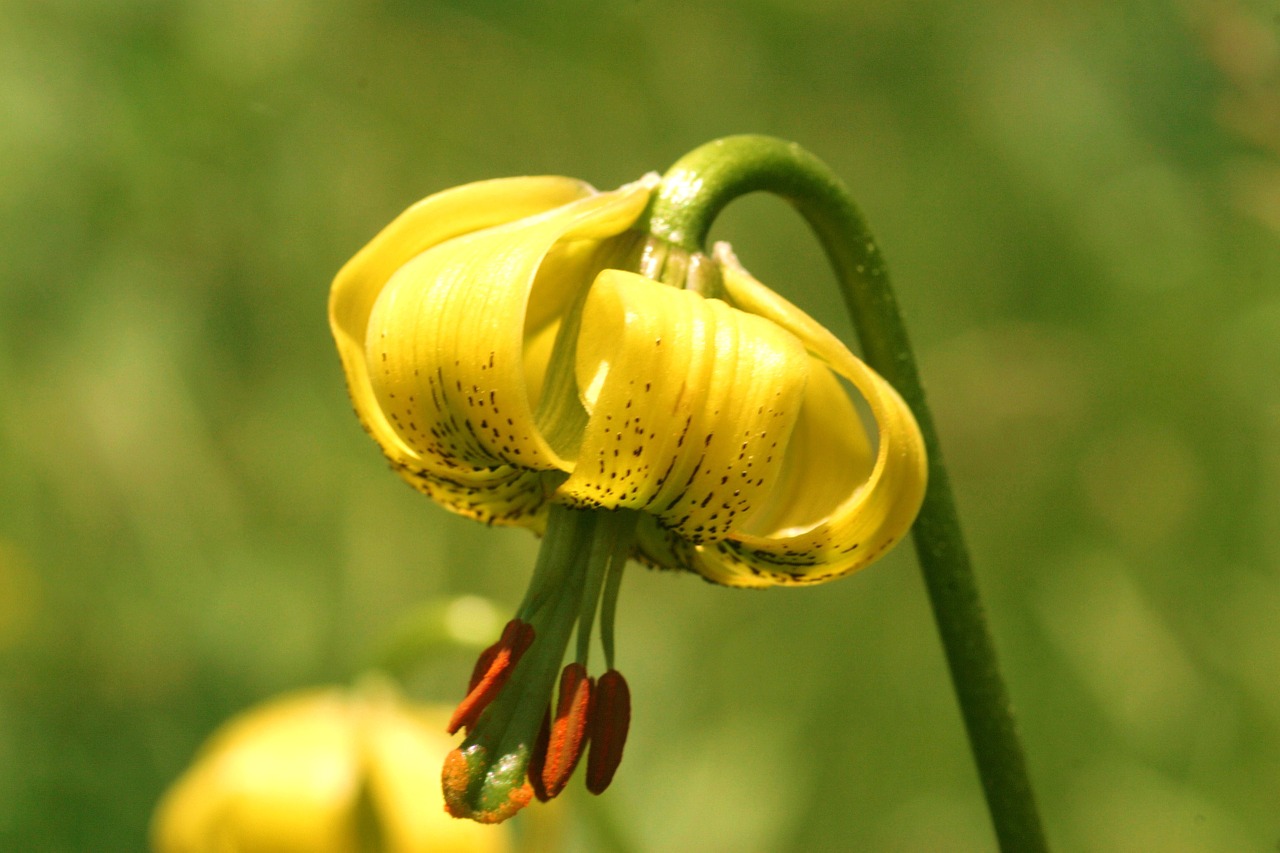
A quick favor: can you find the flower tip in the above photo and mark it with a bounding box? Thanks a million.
[442,745,534,824]
[629,171,662,192]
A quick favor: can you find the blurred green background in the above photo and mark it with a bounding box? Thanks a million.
[3,0,1278,850]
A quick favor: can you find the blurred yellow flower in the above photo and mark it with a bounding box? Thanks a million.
[151,684,512,853]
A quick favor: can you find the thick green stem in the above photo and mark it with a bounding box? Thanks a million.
[646,135,1048,852]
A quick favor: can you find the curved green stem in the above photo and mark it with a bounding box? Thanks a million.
[647,135,1048,852]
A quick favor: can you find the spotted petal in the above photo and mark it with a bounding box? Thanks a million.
[559,270,810,545]
[691,245,928,587]
[331,177,655,525]
[332,178,593,465]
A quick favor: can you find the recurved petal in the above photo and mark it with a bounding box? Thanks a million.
[331,176,594,475]
[689,244,928,588]
[364,178,656,482]
[732,355,874,539]
[558,271,809,545]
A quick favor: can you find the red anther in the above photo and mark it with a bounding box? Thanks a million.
[586,668,631,795]
[527,707,552,803]
[447,619,536,734]
[540,663,593,799]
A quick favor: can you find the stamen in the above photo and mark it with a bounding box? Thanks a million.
[527,707,552,803]
[540,663,594,799]
[574,512,624,665]
[441,506,640,823]
[465,642,501,695]
[447,619,535,734]
[598,542,629,669]
[586,669,631,795]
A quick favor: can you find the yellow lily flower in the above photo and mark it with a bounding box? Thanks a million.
[330,177,924,585]
[151,683,514,852]
[329,175,927,822]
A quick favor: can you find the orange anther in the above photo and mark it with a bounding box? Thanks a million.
[465,644,500,695]
[540,663,593,799]
[447,619,535,734]
[586,669,630,794]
